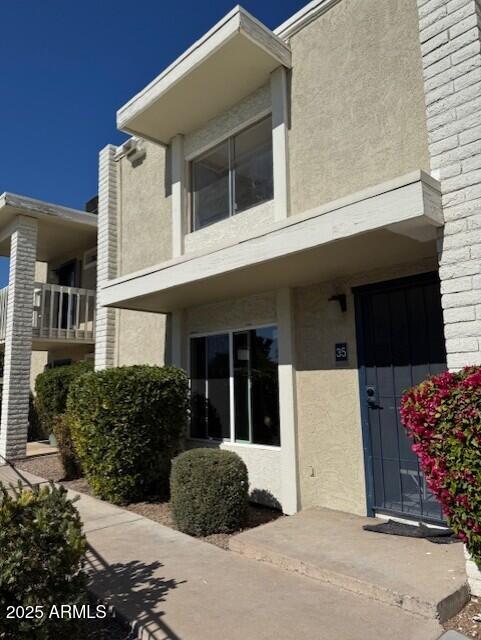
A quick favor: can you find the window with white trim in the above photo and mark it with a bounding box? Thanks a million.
[190,325,280,446]
[191,117,273,231]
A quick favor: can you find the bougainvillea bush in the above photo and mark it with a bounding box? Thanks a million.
[401,366,481,564]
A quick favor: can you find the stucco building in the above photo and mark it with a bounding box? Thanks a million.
[0,193,97,460]
[95,0,481,522]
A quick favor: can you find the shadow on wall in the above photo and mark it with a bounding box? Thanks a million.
[86,543,184,640]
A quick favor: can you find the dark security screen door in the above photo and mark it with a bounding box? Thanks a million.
[355,273,446,523]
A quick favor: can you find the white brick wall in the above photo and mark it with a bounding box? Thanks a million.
[418,0,481,593]
[0,216,38,460]
[417,0,481,369]
[95,145,118,370]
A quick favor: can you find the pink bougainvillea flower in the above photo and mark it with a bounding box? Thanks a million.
[401,366,481,565]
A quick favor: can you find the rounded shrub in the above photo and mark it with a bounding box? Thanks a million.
[68,365,188,504]
[0,482,87,639]
[401,366,481,564]
[35,361,93,435]
[170,448,249,536]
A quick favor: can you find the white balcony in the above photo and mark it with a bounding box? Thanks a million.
[100,171,444,314]
[117,6,291,144]
[0,282,96,344]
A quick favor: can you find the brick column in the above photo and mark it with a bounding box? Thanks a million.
[95,144,118,370]
[417,0,481,370]
[0,216,38,461]
[417,0,481,595]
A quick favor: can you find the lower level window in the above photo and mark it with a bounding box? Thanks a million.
[190,326,280,446]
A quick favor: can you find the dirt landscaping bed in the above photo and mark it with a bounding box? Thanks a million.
[443,596,481,639]
[77,610,135,639]
[15,453,283,550]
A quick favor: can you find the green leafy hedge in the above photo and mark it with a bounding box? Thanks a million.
[0,482,87,639]
[171,448,249,536]
[35,361,93,435]
[68,365,189,504]
[53,414,82,480]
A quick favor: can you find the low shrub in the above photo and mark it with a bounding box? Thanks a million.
[170,448,249,536]
[68,365,189,504]
[53,414,82,480]
[27,392,46,441]
[0,482,87,639]
[35,361,93,435]
[401,366,481,564]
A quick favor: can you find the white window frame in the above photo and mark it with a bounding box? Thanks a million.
[187,323,280,449]
[189,115,274,232]
[83,246,97,271]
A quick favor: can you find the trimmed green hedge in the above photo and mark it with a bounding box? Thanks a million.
[35,361,93,435]
[0,482,87,639]
[53,413,82,480]
[171,448,249,536]
[68,365,189,504]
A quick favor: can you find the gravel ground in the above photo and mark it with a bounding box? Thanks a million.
[14,453,283,550]
[444,596,481,639]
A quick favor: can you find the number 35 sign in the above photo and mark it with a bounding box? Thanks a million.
[335,342,348,363]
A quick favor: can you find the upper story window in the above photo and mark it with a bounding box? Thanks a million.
[191,116,273,231]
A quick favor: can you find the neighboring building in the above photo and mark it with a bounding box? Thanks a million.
[96,0,481,522]
[0,193,97,460]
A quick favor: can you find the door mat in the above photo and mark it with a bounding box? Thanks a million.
[363,519,460,544]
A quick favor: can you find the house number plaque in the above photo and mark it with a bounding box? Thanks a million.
[335,342,348,363]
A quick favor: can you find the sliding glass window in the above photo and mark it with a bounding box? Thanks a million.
[190,326,280,446]
[191,117,273,231]
[190,334,230,440]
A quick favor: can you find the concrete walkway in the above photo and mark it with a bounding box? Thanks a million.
[26,440,58,457]
[0,464,446,640]
[230,507,469,622]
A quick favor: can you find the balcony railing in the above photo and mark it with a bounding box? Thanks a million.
[0,283,96,342]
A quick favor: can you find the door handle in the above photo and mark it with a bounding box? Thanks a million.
[366,386,380,409]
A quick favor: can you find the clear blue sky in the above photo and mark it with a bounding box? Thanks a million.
[0,0,306,286]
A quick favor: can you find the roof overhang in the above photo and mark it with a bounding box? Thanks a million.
[100,171,443,314]
[0,193,97,262]
[117,6,292,144]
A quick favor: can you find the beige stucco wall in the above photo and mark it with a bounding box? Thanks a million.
[288,0,430,216]
[30,351,48,391]
[111,140,172,368]
[114,309,167,367]
[34,262,47,283]
[294,256,438,516]
[186,291,276,336]
[118,141,172,276]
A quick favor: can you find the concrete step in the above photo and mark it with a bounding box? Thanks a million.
[229,507,469,622]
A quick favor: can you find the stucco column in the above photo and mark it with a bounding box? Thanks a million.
[270,66,290,221]
[95,144,118,370]
[417,0,481,596]
[171,134,186,258]
[0,216,38,461]
[276,287,300,514]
